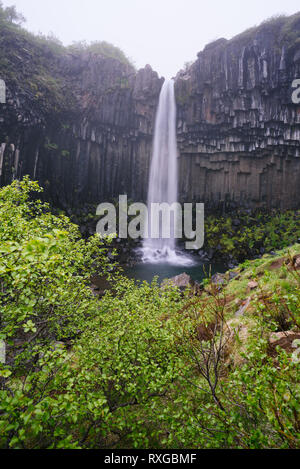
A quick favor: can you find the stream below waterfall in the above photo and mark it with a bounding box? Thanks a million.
[122,79,229,284]
[124,257,227,284]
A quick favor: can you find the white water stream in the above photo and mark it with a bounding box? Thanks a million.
[142,79,193,266]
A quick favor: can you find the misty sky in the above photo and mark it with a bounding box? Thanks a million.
[2,0,300,78]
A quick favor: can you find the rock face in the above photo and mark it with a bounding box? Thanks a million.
[1,14,300,210]
[269,331,300,356]
[162,273,194,290]
[175,14,300,209]
[0,22,163,207]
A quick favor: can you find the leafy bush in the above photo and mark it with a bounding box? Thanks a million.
[0,3,133,117]
[0,1,25,25]
[0,178,186,448]
[0,178,299,449]
[204,210,300,263]
[178,340,300,449]
[68,40,133,67]
[150,281,300,449]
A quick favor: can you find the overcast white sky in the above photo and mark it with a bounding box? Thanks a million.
[2,0,300,78]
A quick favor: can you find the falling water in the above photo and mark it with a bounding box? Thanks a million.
[142,79,193,266]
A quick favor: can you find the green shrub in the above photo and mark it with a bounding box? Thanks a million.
[0,178,186,448]
[0,178,299,449]
[204,210,300,262]
[68,40,133,67]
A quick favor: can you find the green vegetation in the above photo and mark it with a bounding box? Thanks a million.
[204,210,300,263]
[0,2,133,67]
[205,12,300,55]
[68,40,133,67]
[44,140,59,151]
[0,178,299,449]
[0,11,73,117]
[0,1,25,25]
[0,2,133,120]
[278,13,300,51]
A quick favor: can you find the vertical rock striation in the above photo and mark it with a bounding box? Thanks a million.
[175,13,300,209]
[0,22,163,207]
[1,13,300,210]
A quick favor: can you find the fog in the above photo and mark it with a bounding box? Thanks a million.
[2,0,300,77]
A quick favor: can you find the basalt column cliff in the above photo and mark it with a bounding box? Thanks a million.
[0,13,300,209]
[175,13,300,209]
[0,20,163,208]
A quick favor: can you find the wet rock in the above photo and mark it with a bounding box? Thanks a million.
[236,297,251,317]
[198,249,205,256]
[292,254,300,270]
[229,271,239,281]
[207,248,215,260]
[269,257,286,271]
[163,273,194,291]
[211,273,226,286]
[248,281,258,291]
[268,331,300,356]
[233,219,241,227]
[198,249,209,261]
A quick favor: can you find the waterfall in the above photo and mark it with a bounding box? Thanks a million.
[142,79,192,266]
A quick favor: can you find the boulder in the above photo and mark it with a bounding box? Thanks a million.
[269,331,300,356]
[247,281,258,291]
[163,273,194,290]
[228,271,239,281]
[235,297,251,317]
[232,219,241,227]
[292,254,300,270]
[211,273,226,286]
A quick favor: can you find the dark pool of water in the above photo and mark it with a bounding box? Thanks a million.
[124,258,227,284]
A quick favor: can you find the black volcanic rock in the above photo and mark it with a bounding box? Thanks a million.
[175,13,300,209]
[1,13,300,210]
[0,22,163,208]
